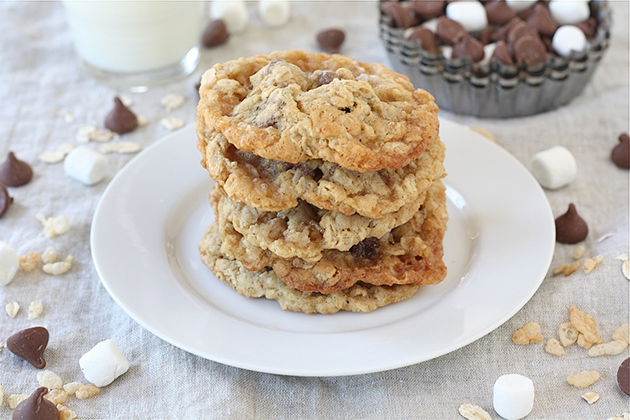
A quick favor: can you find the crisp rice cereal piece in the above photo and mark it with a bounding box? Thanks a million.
[119,96,133,107]
[160,116,184,131]
[558,322,579,347]
[42,255,73,276]
[573,245,586,259]
[612,323,630,344]
[27,301,44,320]
[57,110,75,123]
[616,254,628,261]
[581,392,600,405]
[623,260,630,280]
[469,126,495,142]
[76,125,96,143]
[512,322,544,345]
[42,247,58,264]
[458,403,492,420]
[161,93,186,111]
[553,262,580,277]
[588,340,628,357]
[63,382,83,395]
[19,251,41,272]
[38,151,65,164]
[75,383,100,399]
[91,129,116,142]
[36,215,70,238]
[567,371,600,388]
[5,301,20,318]
[137,115,149,127]
[8,394,29,409]
[37,370,63,389]
[44,389,68,405]
[0,384,3,408]
[570,305,602,344]
[99,142,142,154]
[577,333,594,349]
[56,144,75,156]
[57,404,77,420]
[583,255,603,274]
[545,338,565,356]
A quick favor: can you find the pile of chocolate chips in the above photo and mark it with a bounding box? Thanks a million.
[381,0,598,66]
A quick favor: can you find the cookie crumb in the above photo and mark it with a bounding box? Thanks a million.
[512,322,544,345]
[458,403,491,420]
[545,338,565,356]
[5,301,20,318]
[567,370,600,388]
[19,251,40,272]
[27,301,44,320]
[581,392,600,405]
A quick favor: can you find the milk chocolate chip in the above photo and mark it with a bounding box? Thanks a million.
[410,0,445,20]
[485,0,516,26]
[555,203,588,244]
[7,326,49,369]
[0,183,13,217]
[611,133,630,169]
[104,97,138,134]
[526,4,558,37]
[203,19,229,47]
[0,152,33,187]
[382,2,417,29]
[407,27,437,52]
[513,35,548,65]
[316,28,345,54]
[576,17,597,39]
[436,17,467,45]
[13,387,58,420]
[617,357,630,396]
[452,34,485,62]
[507,21,539,46]
[492,40,514,65]
[492,17,523,42]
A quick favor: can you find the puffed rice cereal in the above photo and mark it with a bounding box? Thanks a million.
[41,247,58,264]
[558,322,579,347]
[63,382,83,395]
[512,322,544,345]
[27,301,44,320]
[36,214,71,238]
[160,116,184,131]
[569,305,602,345]
[7,394,29,409]
[42,255,73,276]
[75,383,100,399]
[552,262,580,277]
[567,370,600,388]
[573,245,586,259]
[160,93,186,111]
[588,340,628,357]
[458,403,492,420]
[544,338,565,356]
[99,142,142,154]
[57,404,77,420]
[583,255,604,274]
[5,301,20,318]
[37,370,63,389]
[44,389,68,405]
[612,323,630,344]
[19,251,40,272]
[581,392,600,405]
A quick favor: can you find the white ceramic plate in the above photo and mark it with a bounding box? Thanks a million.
[91,119,555,377]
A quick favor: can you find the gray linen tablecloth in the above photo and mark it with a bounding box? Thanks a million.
[0,2,628,419]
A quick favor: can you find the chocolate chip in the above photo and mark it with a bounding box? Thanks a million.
[0,152,33,187]
[485,0,516,26]
[350,237,381,260]
[612,133,630,169]
[12,387,58,420]
[105,97,138,134]
[407,27,437,52]
[436,16,466,45]
[316,28,345,54]
[576,17,597,39]
[513,35,548,65]
[452,34,485,62]
[6,326,49,369]
[526,3,558,37]
[518,5,537,20]
[491,17,523,42]
[477,27,496,45]
[202,19,229,47]
[555,203,588,244]
[507,22,539,47]
[410,0,445,20]
[382,2,418,29]
[617,357,630,396]
[0,183,13,217]
[492,40,514,65]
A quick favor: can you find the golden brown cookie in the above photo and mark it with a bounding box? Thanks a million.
[198,130,445,218]
[197,50,439,172]
[212,180,448,294]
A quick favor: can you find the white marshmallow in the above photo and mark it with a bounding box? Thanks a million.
[552,25,588,58]
[210,1,249,34]
[505,0,537,14]
[441,45,453,60]
[493,374,535,420]
[480,42,497,66]
[445,1,488,33]
[258,0,290,28]
[79,339,130,387]
[0,242,19,286]
[421,18,439,33]
[530,145,577,190]
[64,147,108,186]
[549,0,590,26]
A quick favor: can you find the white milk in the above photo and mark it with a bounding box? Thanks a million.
[63,1,203,74]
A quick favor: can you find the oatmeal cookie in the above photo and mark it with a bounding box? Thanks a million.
[198,130,445,218]
[212,180,447,294]
[211,185,427,262]
[199,223,424,314]
[197,50,439,172]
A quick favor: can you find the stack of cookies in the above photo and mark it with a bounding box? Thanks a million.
[196,50,447,314]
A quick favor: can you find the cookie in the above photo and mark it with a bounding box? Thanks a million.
[199,225,424,314]
[211,180,447,294]
[198,130,445,218]
[211,185,427,262]
[197,50,439,173]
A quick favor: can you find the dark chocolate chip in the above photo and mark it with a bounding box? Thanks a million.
[518,5,537,20]
[410,0,445,19]
[0,152,33,187]
[104,97,138,134]
[381,2,418,29]
[350,237,381,260]
[407,27,437,52]
[452,34,485,62]
[612,133,630,169]
[13,387,58,420]
[491,16,523,42]
[526,3,558,37]
[316,28,345,54]
[202,19,229,48]
[436,16,466,45]
[492,40,514,65]
[507,21,539,47]
[0,183,13,217]
[477,27,496,45]
[576,17,597,39]
[513,35,548,65]
[617,357,630,396]
[485,0,516,26]
[555,203,588,244]
[6,327,49,369]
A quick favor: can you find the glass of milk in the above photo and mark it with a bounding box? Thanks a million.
[63,1,203,91]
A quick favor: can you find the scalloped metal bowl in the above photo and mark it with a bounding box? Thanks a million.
[379,1,611,118]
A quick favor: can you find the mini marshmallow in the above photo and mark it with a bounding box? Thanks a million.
[64,147,108,186]
[210,1,249,34]
[445,1,488,33]
[0,241,19,286]
[79,339,129,387]
[549,0,590,26]
[530,145,577,190]
[505,0,537,14]
[421,18,439,33]
[552,25,588,58]
[493,374,535,420]
[258,0,290,28]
